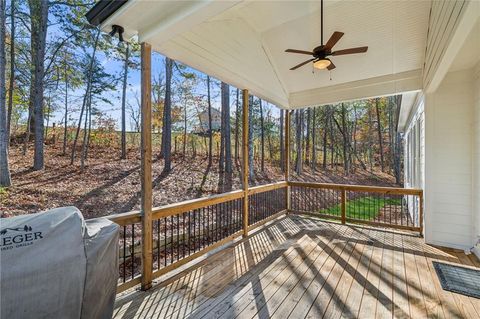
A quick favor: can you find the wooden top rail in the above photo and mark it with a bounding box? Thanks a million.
[102,210,141,226]
[99,181,421,227]
[248,181,287,195]
[100,182,288,226]
[152,190,244,220]
[288,181,423,196]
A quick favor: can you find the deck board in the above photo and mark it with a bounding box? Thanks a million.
[113,215,480,319]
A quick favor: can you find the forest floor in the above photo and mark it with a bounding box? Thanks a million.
[1,143,398,219]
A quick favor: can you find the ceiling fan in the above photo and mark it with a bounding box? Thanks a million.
[285,0,368,71]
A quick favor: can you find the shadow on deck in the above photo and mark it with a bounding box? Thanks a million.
[112,215,480,319]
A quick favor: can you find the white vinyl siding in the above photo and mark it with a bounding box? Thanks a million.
[473,63,480,251]
[424,69,474,249]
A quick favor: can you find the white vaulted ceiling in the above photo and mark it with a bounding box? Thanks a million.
[100,0,431,109]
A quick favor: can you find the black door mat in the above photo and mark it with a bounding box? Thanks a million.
[433,261,480,299]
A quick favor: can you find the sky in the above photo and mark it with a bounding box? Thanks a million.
[48,29,281,133]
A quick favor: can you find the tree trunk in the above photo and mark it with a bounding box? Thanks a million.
[295,110,303,174]
[248,95,254,180]
[393,95,403,184]
[329,107,335,168]
[0,0,11,186]
[368,103,374,171]
[311,107,316,170]
[305,108,310,165]
[29,0,49,171]
[44,94,51,139]
[183,100,187,158]
[322,109,328,170]
[121,43,129,159]
[259,98,265,171]
[219,83,226,173]
[375,98,385,172]
[6,0,14,146]
[352,103,358,172]
[341,103,349,175]
[62,50,68,155]
[71,29,100,165]
[222,83,232,174]
[207,75,213,167]
[162,57,173,173]
[279,109,284,172]
[234,88,239,162]
[80,93,91,171]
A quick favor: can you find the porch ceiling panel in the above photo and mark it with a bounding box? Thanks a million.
[95,0,431,109]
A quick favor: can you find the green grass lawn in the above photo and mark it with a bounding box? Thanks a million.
[318,196,402,220]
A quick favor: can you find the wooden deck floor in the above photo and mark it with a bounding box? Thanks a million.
[113,215,480,319]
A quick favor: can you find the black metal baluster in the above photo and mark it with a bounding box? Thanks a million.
[131,224,135,279]
[170,215,174,264]
[156,219,160,269]
[183,212,186,259]
[122,226,126,283]
[203,207,207,247]
[164,217,167,267]
[228,201,232,235]
[176,213,180,262]
[215,203,219,242]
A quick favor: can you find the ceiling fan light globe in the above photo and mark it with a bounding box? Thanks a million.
[313,59,331,70]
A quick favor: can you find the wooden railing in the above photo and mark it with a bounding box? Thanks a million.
[102,180,422,293]
[102,181,288,293]
[289,181,423,235]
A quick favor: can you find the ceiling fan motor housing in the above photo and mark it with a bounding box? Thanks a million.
[313,45,331,60]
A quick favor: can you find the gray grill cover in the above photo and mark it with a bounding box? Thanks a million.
[0,207,119,319]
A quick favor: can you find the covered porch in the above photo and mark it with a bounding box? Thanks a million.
[112,215,480,319]
[84,0,480,317]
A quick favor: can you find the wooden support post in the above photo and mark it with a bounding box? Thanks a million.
[242,89,249,237]
[419,191,424,237]
[285,110,291,212]
[341,188,346,224]
[140,42,153,290]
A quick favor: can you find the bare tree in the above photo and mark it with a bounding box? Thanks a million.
[161,57,173,173]
[120,43,129,159]
[207,75,213,167]
[259,98,265,171]
[341,103,350,175]
[279,109,284,172]
[295,110,303,174]
[28,0,49,170]
[305,108,311,165]
[222,83,232,173]
[311,107,316,170]
[234,88,240,162]
[322,108,328,170]
[6,0,14,145]
[62,50,68,155]
[248,95,254,180]
[70,28,100,165]
[375,98,385,172]
[0,0,11,186]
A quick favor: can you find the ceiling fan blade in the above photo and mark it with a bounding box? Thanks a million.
[332,46,368,56]
[324,31,344,50]
[290,58,315,70]
[327,61,336,71]
[285,49,314,55]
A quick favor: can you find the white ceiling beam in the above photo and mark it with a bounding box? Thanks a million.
[288,69,423,109]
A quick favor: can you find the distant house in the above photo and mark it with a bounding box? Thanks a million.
[194,108,221,135]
